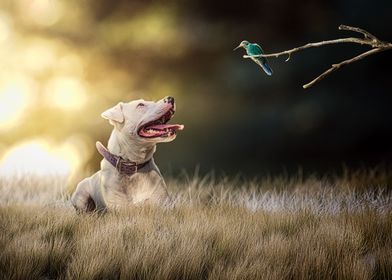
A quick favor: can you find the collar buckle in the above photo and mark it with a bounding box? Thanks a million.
[115,158,137,174]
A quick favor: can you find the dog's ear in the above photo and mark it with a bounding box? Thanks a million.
[101,102,124,124]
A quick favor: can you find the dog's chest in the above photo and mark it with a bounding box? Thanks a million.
[101,170,166,207]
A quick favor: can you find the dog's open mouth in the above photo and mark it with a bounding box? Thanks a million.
[138,109,184,138]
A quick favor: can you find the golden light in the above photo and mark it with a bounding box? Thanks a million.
[132,10,175,47]
[17,0,63,27]
[0,75,35,130]
[101,6,184,56]
[0,12,11,43]
[57,53,85,77]
[0,138,86,177]
[21,40,57,73]
[44,76,88,110]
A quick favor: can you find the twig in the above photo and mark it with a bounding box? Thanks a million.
[303,47,386,89]
[242,25,392,89]
[339,25,378,42]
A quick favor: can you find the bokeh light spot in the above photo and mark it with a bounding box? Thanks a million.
[0,138,85,177]
[0,75,35,130]
[18,0,63,27]
[45,77,88,110]
[0,140,69,177]
[22,41,57,73]
[0,12,12,43]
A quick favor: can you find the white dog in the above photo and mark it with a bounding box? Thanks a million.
[71,96,184,212]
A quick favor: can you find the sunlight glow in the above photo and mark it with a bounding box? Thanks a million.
[58,54,85,77]
[22,41,57,73]
[45,77,88,110]
[0,13,11,43]
[0,139,82,177]
[18,0,63,27]
[0,76,35,130]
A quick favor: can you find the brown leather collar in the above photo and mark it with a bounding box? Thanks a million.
[96,141,150,176]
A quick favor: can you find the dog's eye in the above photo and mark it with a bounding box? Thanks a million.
[137,103,145,108]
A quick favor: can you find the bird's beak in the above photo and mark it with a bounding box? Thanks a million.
[233,45,242,51]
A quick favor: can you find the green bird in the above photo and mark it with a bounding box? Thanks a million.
[234,40,273,76]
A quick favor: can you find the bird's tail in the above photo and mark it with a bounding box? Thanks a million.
[251,57,273,76]
[260,60,273,76]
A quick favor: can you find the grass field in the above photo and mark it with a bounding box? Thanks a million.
[0,168,392,279]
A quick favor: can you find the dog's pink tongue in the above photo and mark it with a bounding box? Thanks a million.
[148,124,184,131]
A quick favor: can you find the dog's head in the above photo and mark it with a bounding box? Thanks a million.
[101,96,184,143]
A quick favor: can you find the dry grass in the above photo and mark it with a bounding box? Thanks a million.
[0,168,392,280]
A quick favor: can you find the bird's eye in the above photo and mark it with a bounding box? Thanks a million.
[137,103,145,108]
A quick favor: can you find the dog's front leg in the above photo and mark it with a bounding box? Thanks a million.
[71,178,96,212]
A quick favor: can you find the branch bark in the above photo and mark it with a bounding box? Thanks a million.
[243,25,392,89]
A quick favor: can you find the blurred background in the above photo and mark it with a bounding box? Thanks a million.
[0,0,391,179]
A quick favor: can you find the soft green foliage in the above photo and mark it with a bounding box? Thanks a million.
[0,171,392,279]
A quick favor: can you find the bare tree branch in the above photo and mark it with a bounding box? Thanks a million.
[338,25,379,42]
[302,47,387,89]
[242,25,392,89]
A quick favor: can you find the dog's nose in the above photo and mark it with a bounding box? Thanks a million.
[164,96,175,105]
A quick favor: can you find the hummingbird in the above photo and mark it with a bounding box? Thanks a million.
[234,40,273,76]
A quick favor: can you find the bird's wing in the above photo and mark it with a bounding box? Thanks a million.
[250,55,273,76]
[251,57,265,68]
[248,43,264,55]
[249,43,268,63]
